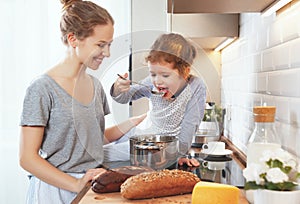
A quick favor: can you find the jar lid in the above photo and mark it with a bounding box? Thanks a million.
[253,106,276,122]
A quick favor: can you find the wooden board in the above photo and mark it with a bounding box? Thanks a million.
[78,188,249,204]
[79,190,192,203]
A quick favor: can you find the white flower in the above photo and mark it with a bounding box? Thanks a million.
[260,149,275,163]
[286,159,297,170]
[260,149,297,170]
[260,149,295,165]
[243,163,265,185]
[244,148,300,191]
[266,167,288,183]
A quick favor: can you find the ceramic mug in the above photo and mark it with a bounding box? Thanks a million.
[202,141,225,154]
[202,161,226,170]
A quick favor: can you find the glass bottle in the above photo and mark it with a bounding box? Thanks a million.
[246,106,281,166]
[192,102,220,147]
[198,102,219,137]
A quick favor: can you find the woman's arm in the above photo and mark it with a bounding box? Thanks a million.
[104,113,147,143]
[19,126,105,193]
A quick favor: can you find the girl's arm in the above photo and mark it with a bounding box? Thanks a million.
[110,75,152,104]
[178,77,206,166]
[19,126,105,193]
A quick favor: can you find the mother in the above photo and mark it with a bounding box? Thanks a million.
[19,1,143,203]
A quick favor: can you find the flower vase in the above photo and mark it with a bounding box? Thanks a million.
[245,190,255,203]
[253,189,300,204]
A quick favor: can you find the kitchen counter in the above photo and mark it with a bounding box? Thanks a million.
[77,189,249,204]
[72,137,249,203]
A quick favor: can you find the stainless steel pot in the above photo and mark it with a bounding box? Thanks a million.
[130,134,179,170]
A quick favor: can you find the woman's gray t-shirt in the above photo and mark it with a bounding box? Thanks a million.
[20,74,110,173]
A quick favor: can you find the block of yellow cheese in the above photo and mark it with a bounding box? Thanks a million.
[192,181,240,204]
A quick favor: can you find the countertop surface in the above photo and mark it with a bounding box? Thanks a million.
[78,189,249,204]
[72,142,249,204]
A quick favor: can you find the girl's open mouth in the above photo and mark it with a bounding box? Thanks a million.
[158,87,169,97]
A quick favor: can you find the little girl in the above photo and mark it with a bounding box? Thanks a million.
[105,33,206,167]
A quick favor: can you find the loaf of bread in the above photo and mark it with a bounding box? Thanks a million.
[192,181,240,204]
[91,166,153,193]
[120,169,200,199]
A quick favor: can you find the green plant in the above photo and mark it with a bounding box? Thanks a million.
[202,104,223,123]
[243,149,300,191]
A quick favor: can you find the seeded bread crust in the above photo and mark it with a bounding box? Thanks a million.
[120,169,200,199]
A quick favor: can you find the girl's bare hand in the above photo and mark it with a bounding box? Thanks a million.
[178,157,200,167]
[113,73,131,96]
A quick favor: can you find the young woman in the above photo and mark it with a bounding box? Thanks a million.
[106,33,207,167]
[19,0,144,203]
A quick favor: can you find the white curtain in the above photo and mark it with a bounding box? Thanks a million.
[0,0,130,203]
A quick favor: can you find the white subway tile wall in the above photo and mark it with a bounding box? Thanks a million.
[291,38,300,67]
[221,3,300,157]
[290,98,300,124]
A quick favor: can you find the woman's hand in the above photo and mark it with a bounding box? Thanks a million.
[112,73,131,96]
[177,157,200,167]
[130,113,147,126]
[75,168,106,193]
[104,113,147,143]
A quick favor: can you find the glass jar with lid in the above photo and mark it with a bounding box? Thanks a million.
[246,106,281,165]
[192,102,220,147]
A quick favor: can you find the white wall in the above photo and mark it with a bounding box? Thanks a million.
[192,50,221,103]
[0,1,63,202]
[130,0,168,116]
[221,3,300,158]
